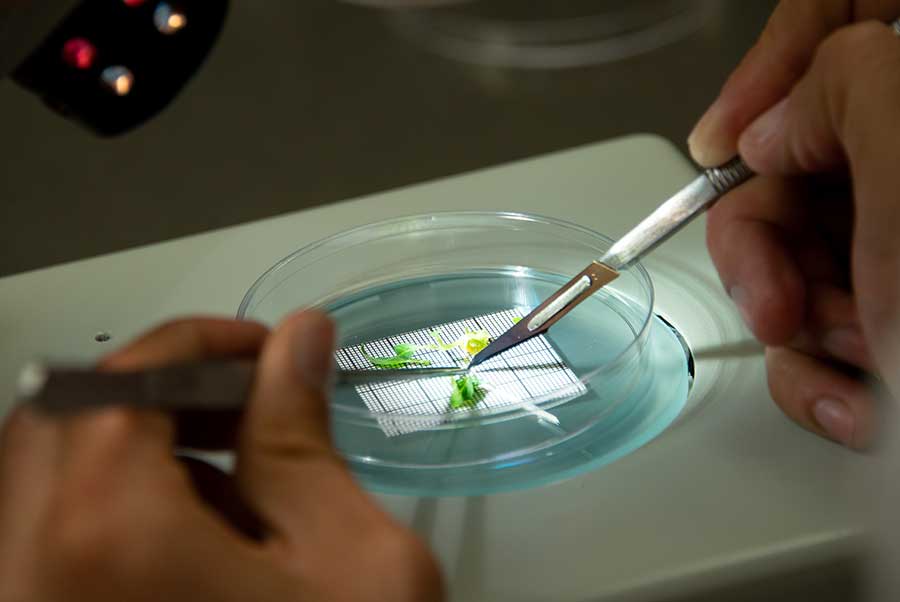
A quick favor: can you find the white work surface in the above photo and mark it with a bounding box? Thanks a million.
[0,135,866,601]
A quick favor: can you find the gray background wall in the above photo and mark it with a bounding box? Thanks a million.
[0,1,776,277]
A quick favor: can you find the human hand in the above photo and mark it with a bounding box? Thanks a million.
[0,314,443,601]
[690,2,900,449]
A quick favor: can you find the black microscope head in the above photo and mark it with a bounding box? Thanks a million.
[2,0,228,136]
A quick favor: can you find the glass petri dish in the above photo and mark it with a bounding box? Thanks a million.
[381,0,717,69]
[238,212,691,495]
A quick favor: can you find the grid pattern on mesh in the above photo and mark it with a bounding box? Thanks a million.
[334,309,587,436]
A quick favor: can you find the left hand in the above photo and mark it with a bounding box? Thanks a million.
[0,314,444,602]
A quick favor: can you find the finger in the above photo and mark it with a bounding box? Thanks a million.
[18,320,293,598]
[57,317,269,510]
[235,311,393,544]
[0,405,59,489]
[0,407,60,552]
[177,456,265,540]
[766,346,877,449]
[59,407,175,483]
[240,310,335,458]
[100,318,269,448]
[688,0,900,166]
[235,310,337,527]
[43,408,287,600]
[234,312,442,599]
[60,319,271,522]
[100,318,269,371]
[737,22,900,374]
[706,176,807,344]
[806,283,875,371]
[44,472,290,601]
[779,282,872,372]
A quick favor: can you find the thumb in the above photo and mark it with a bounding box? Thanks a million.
[241,310,335,455]
[234,312,443,599]
[737,21,900,383]
[234,310,350,536]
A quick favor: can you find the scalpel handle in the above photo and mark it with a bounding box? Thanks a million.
[600,157,754,271]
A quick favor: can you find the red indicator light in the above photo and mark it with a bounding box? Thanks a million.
[122,0,147,6]
[61,38,97,70]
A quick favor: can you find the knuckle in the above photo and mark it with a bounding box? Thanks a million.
[816,21,890,75]
[47,497,173,582]
[99,316,212,369]
[48,503,125,576]
[92,407,143,438]
[132,316,210,354]
[45,471,177,577]
[153,316,201,336]
[79,409,147,460]
[155,317,207,349]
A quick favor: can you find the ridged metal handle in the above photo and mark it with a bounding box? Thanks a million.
[705,157,754,194]
[600,156,755,270]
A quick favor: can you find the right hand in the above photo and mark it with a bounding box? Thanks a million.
[690,2,900,449]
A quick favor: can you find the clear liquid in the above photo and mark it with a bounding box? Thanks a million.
[325,268,689,495]
[329,268,648,377]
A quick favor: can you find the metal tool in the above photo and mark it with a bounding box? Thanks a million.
[16,157,753,414]
[468,16,898,367]
[468,156,754,368]
[17,361,468,414]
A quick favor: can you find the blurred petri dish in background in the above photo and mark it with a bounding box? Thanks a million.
[370,0,719,69]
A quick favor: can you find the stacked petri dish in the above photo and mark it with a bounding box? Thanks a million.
[375,0,718,69]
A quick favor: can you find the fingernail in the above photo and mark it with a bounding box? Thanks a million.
[822,327,867,365]
[813,398,855,446]
[738,97,788,163]
[291,312,335,390]
[729,286,754,331]
[688,102,734,167]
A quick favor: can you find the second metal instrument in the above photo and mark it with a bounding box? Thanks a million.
[468,157,754,368]
[18,361,470,414]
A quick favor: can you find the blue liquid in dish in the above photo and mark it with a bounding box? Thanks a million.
[326,269,691,496]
